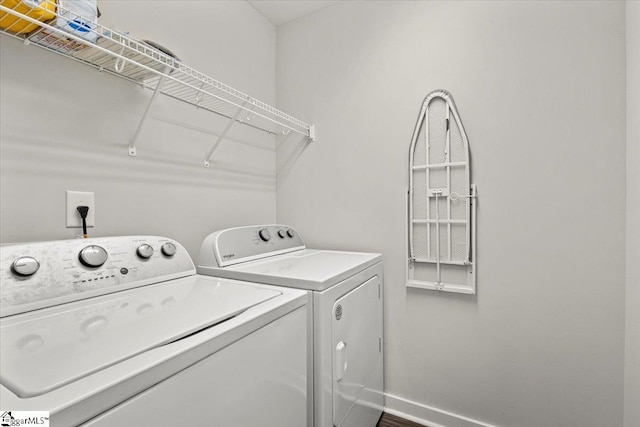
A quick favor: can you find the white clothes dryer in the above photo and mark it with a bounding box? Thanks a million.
[198,225,384,427]
[0,236,307,426]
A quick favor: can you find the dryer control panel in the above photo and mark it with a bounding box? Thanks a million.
[199,225,305,268]
[0,236,195,317]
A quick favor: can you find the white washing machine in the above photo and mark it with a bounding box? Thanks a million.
[0,236,307,426]
[198,225,384,427]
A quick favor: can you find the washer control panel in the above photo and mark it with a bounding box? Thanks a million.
[199,225,305,268]
[0,236,195,317]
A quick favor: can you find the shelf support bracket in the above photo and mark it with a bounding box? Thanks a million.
[308,124,316,142]
[128,69,169,156]
[203,102,247,168]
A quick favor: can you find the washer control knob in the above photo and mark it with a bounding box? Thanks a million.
[277,230,286,238]
[137,244,154,259]
[11,256,40,277]
[161,242,177,257]
[79,245,108,268]
[286,229,295,238]
[258,229,271,242]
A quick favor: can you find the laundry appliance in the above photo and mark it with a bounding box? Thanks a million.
[0,235,307,426]
[198,225,384,427]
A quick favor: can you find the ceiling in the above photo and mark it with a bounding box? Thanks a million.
[247,1,341,26]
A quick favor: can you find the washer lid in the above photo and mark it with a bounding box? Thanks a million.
[0,276,281,398]
[199,250,382,291]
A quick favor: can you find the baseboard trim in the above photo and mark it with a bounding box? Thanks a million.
[384,393,497,427]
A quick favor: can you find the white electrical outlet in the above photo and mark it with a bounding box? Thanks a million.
[66,191,95,228]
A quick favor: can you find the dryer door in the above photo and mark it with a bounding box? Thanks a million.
[332,276,382,426]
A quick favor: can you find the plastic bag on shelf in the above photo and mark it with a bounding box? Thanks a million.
[55,0,98,42]
[27,0,99,54]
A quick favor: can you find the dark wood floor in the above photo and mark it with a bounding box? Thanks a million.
[377,412,427,427]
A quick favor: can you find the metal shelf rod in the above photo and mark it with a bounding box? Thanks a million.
[129,70,169,156]
[203,102,247,168]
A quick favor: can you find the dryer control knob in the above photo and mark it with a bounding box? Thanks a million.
[79,245,108,268]
[161,242,177,257]
[11,256,40,277]
[286,229,295,238]
[277,230,286,238]
[258,229,271,242]
[137,244,154,259]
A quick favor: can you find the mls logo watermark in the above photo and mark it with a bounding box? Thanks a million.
[0,411,50,427]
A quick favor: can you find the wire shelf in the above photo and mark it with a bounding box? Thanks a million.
[0,0,314,161]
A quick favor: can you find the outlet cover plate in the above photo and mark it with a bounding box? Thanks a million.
[66,191,95,228]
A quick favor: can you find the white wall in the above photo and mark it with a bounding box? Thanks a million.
[625,2,640,427]
[276,2,626,426]
[0,1,276,258]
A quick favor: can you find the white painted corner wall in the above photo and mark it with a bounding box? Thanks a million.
[0,1,277,258]
[276,2,626,427]
[625,2,640,427]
